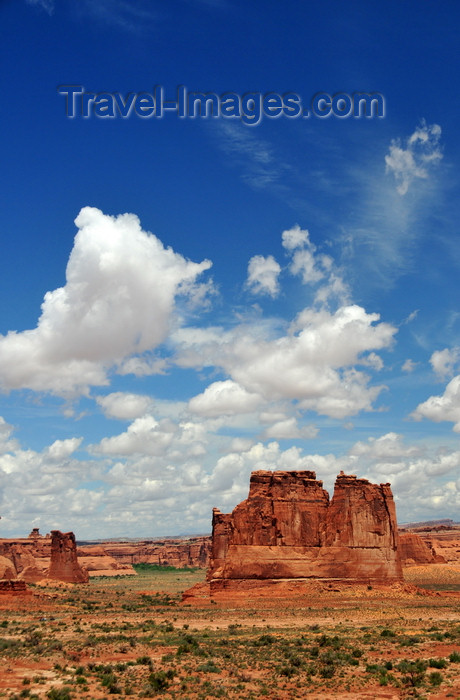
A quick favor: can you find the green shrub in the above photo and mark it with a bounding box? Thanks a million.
[148,669,174,691]
[136,655,152,666]
[46,688,73,700]
[279,665,298,678]
[197,660,220,673]
[428,657,447,669]
[177,633,200,655]
[429,671,443,686]
[254,633,275,646]
[319,664,335,678]
[396,659,427,687]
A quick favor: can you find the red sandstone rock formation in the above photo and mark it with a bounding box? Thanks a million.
[48,531,88,583]
[0,555,16,580]
[399,532,446,566]
[207,470,403,588]
[403,526,460,564]
[101,537,211,569]
[77,546,136,576]
[0,530,88,583]
[0,537,50,582]
[0,531,210,583]
[0,579,30,595]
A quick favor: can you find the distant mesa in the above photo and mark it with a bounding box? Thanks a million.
[93,537,211,570]
[184,469,404,602]
[399,518,459,530]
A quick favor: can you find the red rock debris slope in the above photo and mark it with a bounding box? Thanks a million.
[187,470,403,600]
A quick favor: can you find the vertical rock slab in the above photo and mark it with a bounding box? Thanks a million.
[322,472,403,582]
[48,531,88,583]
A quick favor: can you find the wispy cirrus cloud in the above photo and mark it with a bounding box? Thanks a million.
[385,120,443,195]
[25,0,54,15]
[77,0,160,32]
[340,120,445,289]
[211,121,292,193]
[26,0,160,32]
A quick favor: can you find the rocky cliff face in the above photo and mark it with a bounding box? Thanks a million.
[0,535,50,582]
[102,537,211,569]
[0,530,88,584]
[48,531,89,583]
[399,532,446,565]
[208,470,403,585]
[77,546,136,576]
[0,531,210,582]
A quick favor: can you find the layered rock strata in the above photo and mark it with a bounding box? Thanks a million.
[101,537,210,569]
[208,470,403,586]
[399,532,446,565]
[48,531,89,583]
[0,530,88,583]
[77,546,136,576]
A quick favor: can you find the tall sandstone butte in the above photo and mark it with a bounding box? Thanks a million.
[48,531,89,583]
[208,470,403,585]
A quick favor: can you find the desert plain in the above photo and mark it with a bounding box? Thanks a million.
[0,560,459,700]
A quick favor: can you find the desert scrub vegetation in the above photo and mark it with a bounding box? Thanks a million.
[1,570,460,698]
[2,622,460,698]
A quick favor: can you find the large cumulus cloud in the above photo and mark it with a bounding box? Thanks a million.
[0,207,212,396]
[178,304,396,419]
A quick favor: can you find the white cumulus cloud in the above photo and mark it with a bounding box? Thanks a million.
[412,375,460,433]
[262,417,318,440]
[282,224,332,285]
[177,304,396,419]
[93,415,177,456]
[96,392,153,420]
[246,254,281,297]
[402,359,417,373]
[430,347,460,379]
[0,418,20,455]
[0,207,212,397]
[189,380,262,417]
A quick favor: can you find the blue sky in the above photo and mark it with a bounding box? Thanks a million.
[0,0,459,537]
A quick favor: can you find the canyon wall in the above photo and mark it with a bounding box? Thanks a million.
[101,537,210,569]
